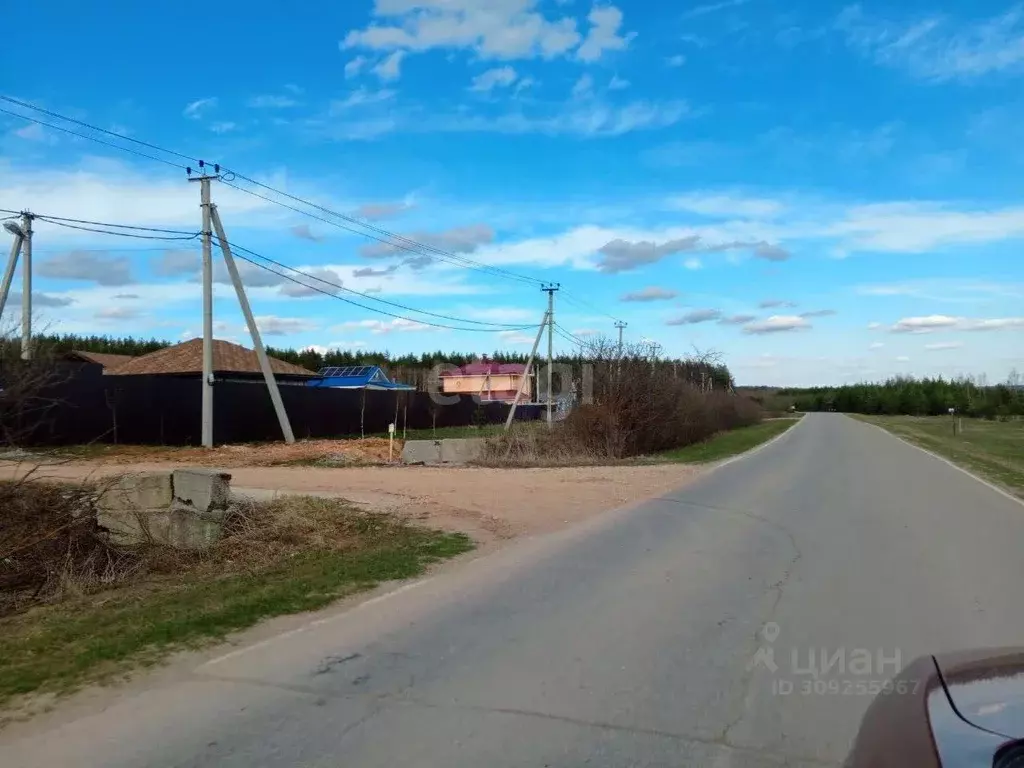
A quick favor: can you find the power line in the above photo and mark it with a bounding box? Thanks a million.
[216,235,535,329]
[2,98,550,291]
[553,323,588,347]
[32,213,197,235]
[228,248,541,333]
[220,179,542,288]
[35,218,200,241]
[560,290,622,324]
[0,107,187,169]
[0,95,197,165]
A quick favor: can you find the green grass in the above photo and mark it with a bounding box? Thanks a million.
[852,415,1024,498]
[655,418,800,464]
[0,516,472,708]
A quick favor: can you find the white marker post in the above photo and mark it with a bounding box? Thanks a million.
[389,422,396,462]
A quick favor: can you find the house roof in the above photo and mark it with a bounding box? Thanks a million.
[309,365,415,390]
[65,350,138,369]
[441,362,527,377]
[106,338,317,377]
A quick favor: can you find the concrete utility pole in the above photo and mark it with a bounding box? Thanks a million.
[0,218,25,323]
[504,310,548,430]
[19,213,32,360]
[192,172,216,448]
[210,205,295,444]
[615,320,626,358]
[543,284,559,426]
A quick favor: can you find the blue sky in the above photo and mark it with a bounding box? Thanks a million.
[1,0,1022,386]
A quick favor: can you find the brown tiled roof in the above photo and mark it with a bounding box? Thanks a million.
[106,338,316,377]
[66,351,138,369]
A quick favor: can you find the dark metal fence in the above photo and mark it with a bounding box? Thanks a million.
[14,368,542,446]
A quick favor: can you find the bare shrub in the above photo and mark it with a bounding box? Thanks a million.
[488,338,761,464]
[0,480,143,616]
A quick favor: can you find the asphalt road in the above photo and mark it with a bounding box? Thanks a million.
[4,413,1024,767]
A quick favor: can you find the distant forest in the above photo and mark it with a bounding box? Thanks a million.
[24,333,736,392]
[778,375,1024,419]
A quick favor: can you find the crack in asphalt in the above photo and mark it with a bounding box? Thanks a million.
[654,496,805,752]
[396,698,841,767]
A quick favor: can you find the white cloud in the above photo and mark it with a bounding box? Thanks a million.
[342,0,592,61]
[330,88,397,112]
[854,278,1024,302]
[498,329,537,344]
[576,5,634,62]
[247,94,299,108]
[684,257,702,270]
[889,315,1024,333]
[681,0,750,20]
[669,193,786,219]
[742,315,811,334]
[334,318,434,334]
[38,251,134,286]
[837,4,1024,81]
[759,299,797,309]
[667,308,722,325]
[924,341,964,351]
[255,316,319,335]
[621,287,678,302]
[867,322,883,330]
[345,55,369,79]
[469,66,519,92]
[13,123,47,141]
[373,50,406,81]
[608,75,630,90]
[666,54,687,67]
[827,202,1024,252]
[209,121,237,134]
[183,97,217,120]
[895,356,911,362]
[869,342,885,349]
[571,73,594,99]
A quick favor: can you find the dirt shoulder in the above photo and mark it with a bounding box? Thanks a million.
[1,461,704,544]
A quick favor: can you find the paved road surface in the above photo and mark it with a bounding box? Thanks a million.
[4,414,1024,767]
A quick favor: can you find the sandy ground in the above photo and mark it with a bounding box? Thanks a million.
[0,460,703,543]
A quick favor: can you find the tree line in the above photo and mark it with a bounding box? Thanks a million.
[23,333,736,393]
[780,374,1024,419]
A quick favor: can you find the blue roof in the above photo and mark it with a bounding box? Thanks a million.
[306,365,415,390]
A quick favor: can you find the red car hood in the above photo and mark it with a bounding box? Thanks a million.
[935,647,1024,740]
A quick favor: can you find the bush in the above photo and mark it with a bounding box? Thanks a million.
[483,340,760,464]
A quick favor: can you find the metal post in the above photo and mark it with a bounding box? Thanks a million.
[0,229,23,321]
[504,311,548,430]
[20,214,32,360]
[210,205,295,443]
[615,320,626,358]
[199,177,215,447]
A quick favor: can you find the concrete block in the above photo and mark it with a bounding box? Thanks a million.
[168,501,228,549]
[97,472,173,544]
[173,469,232,513]
[401,440,442,465]
[439,438,485,464]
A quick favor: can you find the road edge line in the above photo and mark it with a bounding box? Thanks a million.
[853,417,1024,509]
[706,415,805,473]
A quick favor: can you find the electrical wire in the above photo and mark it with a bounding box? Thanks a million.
[220,179,542,288]
[33,214,197,235]
[2,98,549,291]
[36,218,200,241]
[0,95,198,165]
[560,290,623,324]
[0,108,187,169]
[553,323,588,347]
[215,235,537,329]
[228,249,542,333]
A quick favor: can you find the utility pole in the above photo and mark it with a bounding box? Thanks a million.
[615,320,626,357]
[542,284,559,426]
[190,168,216,448]
[19,213,33,360]
[210,205,295,444]
[504,311,548,430]
[0,217,25,323]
